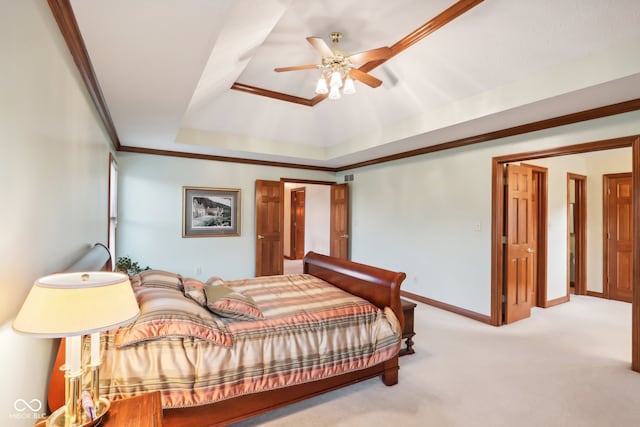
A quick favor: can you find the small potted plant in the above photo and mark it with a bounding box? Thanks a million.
[115,256,150,276]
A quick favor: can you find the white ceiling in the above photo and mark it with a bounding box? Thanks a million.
[69,0,640,168]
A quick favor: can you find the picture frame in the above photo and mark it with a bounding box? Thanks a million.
[182,186,241,237]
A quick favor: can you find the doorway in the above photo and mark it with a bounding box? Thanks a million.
[490,135,640,373]
[289,187,306,260]
[568,173,587,296]
[256,179,349,277]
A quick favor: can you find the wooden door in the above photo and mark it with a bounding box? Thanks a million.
[504,164,535,323]
[605,174,633,302]
[255,180,283,276]
[291,187,305,260]
[330,183,349,259]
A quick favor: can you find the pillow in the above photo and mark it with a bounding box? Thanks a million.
[114,286,232,348]
[206,276,225,287]
[204,285,264,321]
[136,269,183,291]
[183,278,207,306]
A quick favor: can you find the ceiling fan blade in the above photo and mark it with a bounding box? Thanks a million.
[274,64,319,72]
[306,37,334,58]
[348,46,392,65]
[349,69,383,88]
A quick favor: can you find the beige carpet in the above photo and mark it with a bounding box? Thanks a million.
[232,295,640,427]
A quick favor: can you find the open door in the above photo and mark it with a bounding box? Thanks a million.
[504,164,535,323]
[604,173,633,302]
[330,183,349,259]
[255,180,284,276]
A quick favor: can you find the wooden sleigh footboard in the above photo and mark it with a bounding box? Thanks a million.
[47,247,406,426]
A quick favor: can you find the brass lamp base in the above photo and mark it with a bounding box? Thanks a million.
[47,397,110,427]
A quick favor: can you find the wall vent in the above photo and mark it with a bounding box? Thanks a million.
[344,174,354,182]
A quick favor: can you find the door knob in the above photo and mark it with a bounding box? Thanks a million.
[527,247,535,253]
[341,234,349,238]
[257,235,265,239]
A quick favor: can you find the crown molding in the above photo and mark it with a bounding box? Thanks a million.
[48,0,121,150]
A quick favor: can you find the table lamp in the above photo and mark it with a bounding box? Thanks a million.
[13,271,139,426]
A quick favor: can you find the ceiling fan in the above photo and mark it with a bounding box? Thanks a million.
[274,32,392,99]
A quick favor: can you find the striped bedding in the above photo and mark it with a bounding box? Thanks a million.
[85,273,401,409]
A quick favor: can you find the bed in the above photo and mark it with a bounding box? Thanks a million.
[48,244,406,426]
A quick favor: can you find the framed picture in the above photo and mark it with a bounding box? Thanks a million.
[182,186,241,237]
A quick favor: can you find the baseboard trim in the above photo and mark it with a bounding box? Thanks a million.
[544,295,570,308]
[400,290,494,325]
[586,290,605,298]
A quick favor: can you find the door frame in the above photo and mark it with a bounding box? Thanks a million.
[567,173,587,296]
[491,134,640,373]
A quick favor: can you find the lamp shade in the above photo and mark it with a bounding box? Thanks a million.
[13,272,139,338]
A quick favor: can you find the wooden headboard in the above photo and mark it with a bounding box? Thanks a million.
[303,251,406,330]
[47,243,113,412]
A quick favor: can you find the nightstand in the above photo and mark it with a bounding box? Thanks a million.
[36,391,163,426]
[400,299,416,356]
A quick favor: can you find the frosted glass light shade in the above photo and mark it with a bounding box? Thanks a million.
[13,272,139,337]
[315,77,328,94]
[329,71,342,88]
[328,86,341,100]
[343,76,356,95]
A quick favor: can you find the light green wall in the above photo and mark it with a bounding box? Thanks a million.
[0,0,112,424]
[338,111,640,316]
[116,153,335,280]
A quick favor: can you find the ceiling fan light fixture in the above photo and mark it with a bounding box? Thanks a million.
[328,85,341,100]
[315,77,328,94]
[343,76,356,95]
[275,32,385,100]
